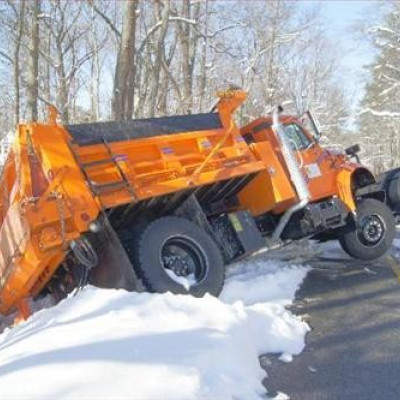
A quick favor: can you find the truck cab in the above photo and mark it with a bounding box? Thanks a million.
[237,108,394,259]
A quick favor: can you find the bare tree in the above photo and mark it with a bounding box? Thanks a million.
[26,0,40,122]
[112,0,138,120]
[175,1,201,114]
[12,0,25,125]
[88,22,101,120]
[40,1,96,123]
[0,0,353,145]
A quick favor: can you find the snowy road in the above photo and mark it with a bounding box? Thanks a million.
[263,241,400,400]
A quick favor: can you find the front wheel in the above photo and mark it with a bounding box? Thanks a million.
[339,199,395,260]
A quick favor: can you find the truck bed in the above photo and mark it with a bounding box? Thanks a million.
[0,91,265,315]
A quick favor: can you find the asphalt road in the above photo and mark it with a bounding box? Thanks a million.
[262,243,400,400]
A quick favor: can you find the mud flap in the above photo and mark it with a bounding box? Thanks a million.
[89,217,140,292]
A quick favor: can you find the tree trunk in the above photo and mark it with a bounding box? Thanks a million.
[43,30,51,119]
[198,1,209,112]
[13,0,25,126]
[26,0,40,122]
[55,39,69,124]
[177,1,200,114]
[178,1,191,113]
[112,0,138,120]
[90,37,100,120]
[146,1,170,117]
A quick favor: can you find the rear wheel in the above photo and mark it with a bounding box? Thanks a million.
[132,216,225,297]
[339,199,395,260]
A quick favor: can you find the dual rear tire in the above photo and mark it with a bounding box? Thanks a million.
[128,216,225,297]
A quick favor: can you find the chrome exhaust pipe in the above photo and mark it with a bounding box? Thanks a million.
[271,106,310,242]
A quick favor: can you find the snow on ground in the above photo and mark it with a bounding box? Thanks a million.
[0,257,309,400]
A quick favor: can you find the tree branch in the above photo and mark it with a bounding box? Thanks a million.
[0,49,13,64]
[88,0,121,39]
[137,16,196,56]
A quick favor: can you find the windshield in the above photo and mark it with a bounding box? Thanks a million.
[301,110,322,141]
[283,124,313,151]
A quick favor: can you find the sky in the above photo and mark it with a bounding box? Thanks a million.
[303,0,383,107]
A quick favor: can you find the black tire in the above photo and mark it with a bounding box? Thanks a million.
[339,199,395,260]
[132,216,225,297]
[387,170,400,208]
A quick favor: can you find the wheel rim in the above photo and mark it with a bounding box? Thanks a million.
[160,236,208,288]
[357,214,386,246]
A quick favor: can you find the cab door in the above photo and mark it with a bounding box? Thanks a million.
[283,123,338,201]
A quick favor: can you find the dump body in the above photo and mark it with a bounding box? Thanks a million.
[0,91,265,315]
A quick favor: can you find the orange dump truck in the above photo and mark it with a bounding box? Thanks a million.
[0,90,396,319]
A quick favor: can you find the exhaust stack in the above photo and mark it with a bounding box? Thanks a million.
[271,105,310,242]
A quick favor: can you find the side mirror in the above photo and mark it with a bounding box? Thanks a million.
[305,110,322,141]
[345,144,360,156]
[345,144,361,163]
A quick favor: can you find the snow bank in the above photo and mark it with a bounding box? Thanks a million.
[0,258,309,400]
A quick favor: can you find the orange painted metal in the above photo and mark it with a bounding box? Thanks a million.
[14,297,31,324]
[0,90,265,315]
[0,89,373,316]
[237,141,297,215]
[237,116,371,214]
